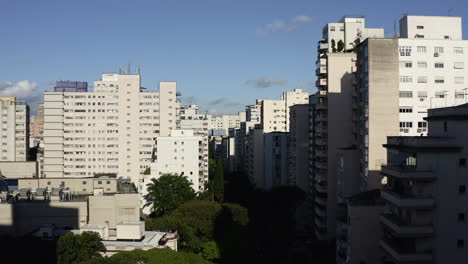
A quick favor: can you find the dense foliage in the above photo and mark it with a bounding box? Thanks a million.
[213,159,224,202]
[56,231,106,264]
[145,173,196,216]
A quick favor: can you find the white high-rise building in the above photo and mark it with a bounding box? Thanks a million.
[0,97,29,162]
[380,103,468,264]
[43,73,177,185]
[210,112,246,135]
[177,105,209,187]
[147,130,202,191]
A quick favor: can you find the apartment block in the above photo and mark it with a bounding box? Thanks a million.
[210,112,246,135]
[177,104,209,185]
[380,103,468,263]
[43,73,177,185]
[0,97,30,162]
[356,15,468,191]
[288,104,309,191]
[263,132,289,189]
[147,130,202,192]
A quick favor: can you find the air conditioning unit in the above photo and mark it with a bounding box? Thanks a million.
[434,53,439,57]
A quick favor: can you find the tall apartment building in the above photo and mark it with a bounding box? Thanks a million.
[380,103,468,263]
[356,15,468,191]
[30,103,44,147]
[43,73,177,185]
[235,104,261,173]
[0,97,29,162]
[148,130,202,191]
[311,17,384,240]
[177,104,209,186]
[288,104,309,191]
[260,89,309,133]
[210,112,246,135]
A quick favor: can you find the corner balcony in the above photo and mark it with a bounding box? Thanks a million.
[316,66,327,76]
[380,214,434,237]
[314,183,327,194]
[380,239,433,263]
[314,217,327,229]
[381,189,435,208]
[381,165,436,181]
[316,78,327,87]
[318,41,329,51]
[314,205,327,217]
[314,195,327,206]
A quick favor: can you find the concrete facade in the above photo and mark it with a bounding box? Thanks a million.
[0,97,29,162]
[43,73,177,185]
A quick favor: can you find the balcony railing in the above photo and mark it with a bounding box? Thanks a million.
[380,214,434,236]
[381,189,435,208]
[381,165,435,180]
[380,239,433,263]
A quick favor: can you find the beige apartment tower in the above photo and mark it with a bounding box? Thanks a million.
[43,73,177,185]
[0,97,29,162]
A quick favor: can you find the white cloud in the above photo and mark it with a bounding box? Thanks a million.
[245,76,286,88]
[257,15,313,35]
[0,80,42,108]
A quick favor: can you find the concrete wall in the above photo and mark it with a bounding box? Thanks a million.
[0,161,37,178]
[88,193,140,229]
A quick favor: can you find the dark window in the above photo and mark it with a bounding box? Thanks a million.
[457,240,464,248]
[47,181,51,185]
[82,181,86,185]
[444,121,448,132]
[459,158,466,167]
[106,181,110,184]
[417,25,424,29]
[98,181,102,184]
[458,213,465,223]
[459,185,466,194]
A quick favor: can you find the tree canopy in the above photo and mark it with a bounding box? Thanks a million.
[145,173,196,217]
[56,231,106,264]
[213,159,224,203]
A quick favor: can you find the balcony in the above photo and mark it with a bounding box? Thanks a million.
[380,239,433,263]
[381,189,434,208]
[315,205,326,217]
[315,149,327,157]
[318,42,329,51]
[316,66,327,76]
[314,183,327,194]
[314,217,327,228]
[316,138,327,146]
[316,102,327,110]
[380,214,434,237]
[315,161,327,170]
[314,195,327,206]
[316,78,327,87]
[381,165,436,181]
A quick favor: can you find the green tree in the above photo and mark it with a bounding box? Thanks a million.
[145,173,196,216]
[213,159,224,202]
[331,39,337,52]
[337,39,344,52]
[57,231,106,264]
[200,241,221,262]
[109,248,212,264]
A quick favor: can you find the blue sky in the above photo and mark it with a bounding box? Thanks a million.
[1,0,468,114]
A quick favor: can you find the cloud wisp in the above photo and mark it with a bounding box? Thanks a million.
[0,80,43,107]
[256,15,313,36]
[245,76,286,88]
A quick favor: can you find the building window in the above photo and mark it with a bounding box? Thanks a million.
[444,121,448,132]
[435,77,445,84]
[418,122,427,128]
[330,26,335,31]
[98,181,102,184]
[417,25,424,29]
[455,77,464,84]
[434,47,444,56]
[399,107,413,113]
[459,185,466,194]
[47,181,51,185]
[417,61,427,68]
[417,46,426,53]
[417,76,428,83]
[459,158,466,167]
[399,46,412,56]
[399,91,413,98]
[400,76,413,83]
[454,62,464,69]
[454,47,464,54]
[400,61,412,68]
[107,181,110,184]
[82,181,86,185]
[458,240,465,248]
[399,122,412,128]
[459,214,465,223]
[434,62,444,68]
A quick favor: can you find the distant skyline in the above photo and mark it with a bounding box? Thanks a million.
[1,0,467,115]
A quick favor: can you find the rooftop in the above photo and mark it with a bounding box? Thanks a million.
[384,136,461,152]
[425,103,468,121]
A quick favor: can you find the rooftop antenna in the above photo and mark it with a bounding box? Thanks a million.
[119,65,124,74]
[127,63,131,74]
[393,20,398,38]
[137,65,141,75]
